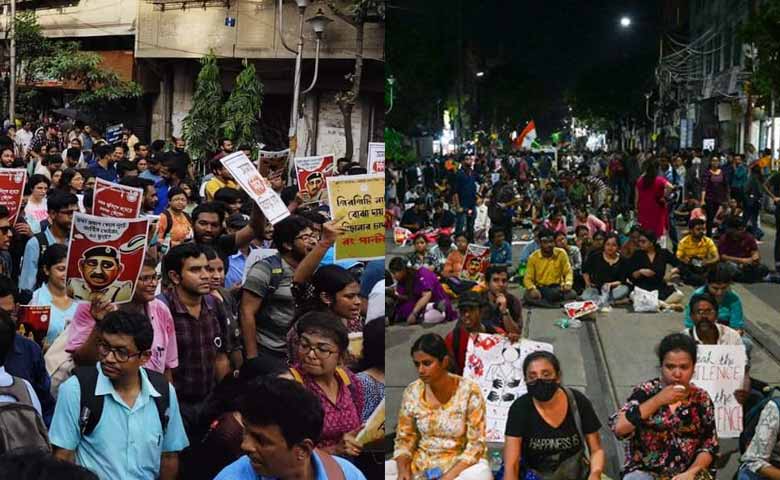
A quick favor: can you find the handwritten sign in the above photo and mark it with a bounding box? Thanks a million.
[464,334,553,442]
[92,178,143,218]
[221,152,290,225]
[0,169,26,222]
[367,142,385,173]
[327,173,384,262]
[692,344,747,438]
[460,244,490,282]
[294,154,335,203]
[66,213,149,304]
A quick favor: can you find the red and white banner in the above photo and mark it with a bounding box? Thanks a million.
[92,178,143,219]
[0,169,27,222]
[294,154,335,203]
[66,213,149,304]
[367,143,385,173]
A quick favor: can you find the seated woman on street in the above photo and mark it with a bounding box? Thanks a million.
[627,229,685,311]
[581,232,631,305]
[503,351,606,480]
[406,234,438,271]
[388,333,490,480]
[388,257,456,325]
[610,333,718,480]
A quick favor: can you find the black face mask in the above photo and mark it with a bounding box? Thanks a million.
[526,379,559,402]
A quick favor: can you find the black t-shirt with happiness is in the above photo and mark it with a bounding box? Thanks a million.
[505,388,601,472]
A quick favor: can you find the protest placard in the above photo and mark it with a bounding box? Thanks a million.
[105,124,123,144]
[355,399,385,446]
[692,344,747,438]
[257,149,289,177]
[295,154,335,203]
[221,152,290,225]
[327,174,384,262]
[66,213,149,304]
[464,334,554,442]
[367,142,385,173]
[460,244,490,282]
[92,178,144,218]
[0,169,26,222]
[17,305,51,348]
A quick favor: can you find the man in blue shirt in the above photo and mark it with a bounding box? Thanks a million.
[89,144,118,182]
[215,378,366,480]
[454,164,479,241]
[488,228,512,267]
[50,311,189,479]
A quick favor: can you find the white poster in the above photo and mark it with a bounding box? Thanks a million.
[220,152,290,225]
[692,344,747,438]
[463,334,553,442]
[367,142,385,173]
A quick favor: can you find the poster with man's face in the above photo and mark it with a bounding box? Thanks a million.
[66,213,149,304]
[294,154,335,203]
[460,244,490,282]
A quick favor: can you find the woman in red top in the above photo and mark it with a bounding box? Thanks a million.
[635,157,673,243]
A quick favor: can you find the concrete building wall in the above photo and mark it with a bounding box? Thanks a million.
[32,0,138,38]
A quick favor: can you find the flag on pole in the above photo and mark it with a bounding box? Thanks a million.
[514,121,537,149]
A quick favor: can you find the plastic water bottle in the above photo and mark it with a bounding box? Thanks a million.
[489,451,503,475]
[415,467,443,480]
[554,317,570,329]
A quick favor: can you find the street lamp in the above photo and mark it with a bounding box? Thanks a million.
[386,76,396,114]
[476,71,485,78]
[620,16,631,28]
[277,0,332,175]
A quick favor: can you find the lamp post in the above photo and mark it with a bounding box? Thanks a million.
[277,0,332,181]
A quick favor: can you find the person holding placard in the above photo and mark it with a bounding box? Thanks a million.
[388,333,490,480]
[503,351,605,480]
[610,333,718,480]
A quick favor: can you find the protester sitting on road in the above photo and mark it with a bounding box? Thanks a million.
[522,229,576,308]
[400,198,429,232]
[405,234,437,271]
[676,218,720,286]
[574,206,607,236]
[555,231,584,293]
[627,229,684,311]
[482,266,522,337]
[575,224,593,256]
[739,392,780,479]
[444,291,487,376]
[581,232,631,305]
[503,351,606,480]
[717,216,769,283]
[389,333,490,480]
[388,257,455,325]
[518,226,542,265]
[442,233,469,278]
[487,228,512,267]
[684,263,745,333]
[432,201,456,230]
[428,234,455,275]
[610,333,718,480]
[620,225,644,261]
[542,207,567,234]
[289,312,365,458]
[215,378,367,480]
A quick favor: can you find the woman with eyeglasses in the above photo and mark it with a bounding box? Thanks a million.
[388,333,489,480]
[290,311,365,458]
[29,244,78,350]
[67,257,178,381]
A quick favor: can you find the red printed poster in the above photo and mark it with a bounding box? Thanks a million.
[66,213,149,304]
[460,244,490,282]
[367,143,384,173]
[294,154,335,203]
[17,305,51,348]
[0,169,27,222]
[92,178,143,218]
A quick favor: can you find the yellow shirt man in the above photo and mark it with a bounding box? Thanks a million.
[676,234,719,264]
[204,176,239,201]
[523,247,573,291]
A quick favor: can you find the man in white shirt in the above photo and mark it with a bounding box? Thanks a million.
[15,122,33,156]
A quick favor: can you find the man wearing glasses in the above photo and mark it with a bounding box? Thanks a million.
[50,310,189,479]
[19,191,79,292]
[68,258,178,381]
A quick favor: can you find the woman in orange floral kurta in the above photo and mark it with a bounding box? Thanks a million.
[387,333,491,480]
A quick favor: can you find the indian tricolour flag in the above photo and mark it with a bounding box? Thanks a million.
[515,120,537,149]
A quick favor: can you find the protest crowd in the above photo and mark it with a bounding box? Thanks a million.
[0,118,386,480]
[385,147,780,480]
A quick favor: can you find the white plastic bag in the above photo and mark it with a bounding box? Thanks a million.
[631,287,659,313]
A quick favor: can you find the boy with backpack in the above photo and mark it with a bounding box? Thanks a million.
[49,311,189,479]
[0,309,49,455]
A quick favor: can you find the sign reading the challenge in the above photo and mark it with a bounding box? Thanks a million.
[367,142,385,173]
[327,174,384,262]
[460,244,490,283]
[692,344,747,438]
[66,213,149,304]
[92,178,143,218]
[464,334,554,442]
[295,154,335,203]
[0,169,26,222]
[17,305,50,348]
[221,152,290,225]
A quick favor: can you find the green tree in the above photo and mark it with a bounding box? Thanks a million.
[221,60,264,149]
[740,0,780,100]
[182,51,223,168]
